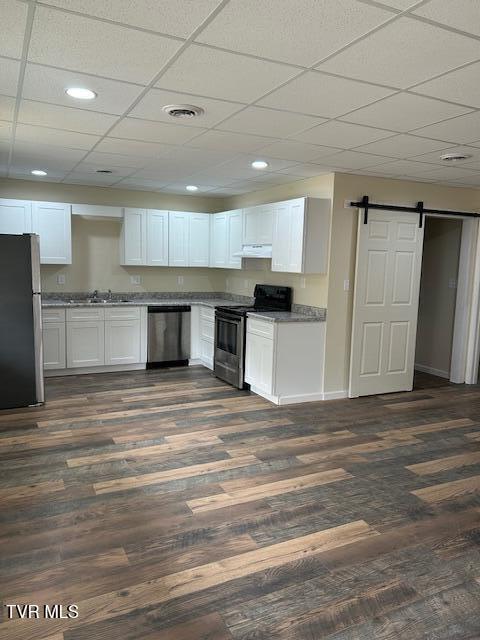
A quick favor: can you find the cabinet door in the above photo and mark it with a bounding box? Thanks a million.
[243,205,273,244]
[286,199,305,273]
[122,208,146,265]
[210,213,228,268]
[227,210,243,269]
[200,338,214,369]
[67,321,105,368]
[32,202,71,264]
[245,332,274,393]
[105,320,141,365]
[146,209,168,266]
[42,322,66,370]
[271,202,290,272]
[169,211,189,267]
[0,199,32,234]
[189,213,210,267]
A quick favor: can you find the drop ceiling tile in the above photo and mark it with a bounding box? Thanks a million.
[0,121,12,141]
[187,130,273,153]
[10,168,67,182]
[208,186,252,195]
[371,0,418,8]
[218,106,324,138]
[413,62,480,109]
[278,163,333,177]
[414,0,480,38]
[341,92,471,132]
[0,57,20,97]
[108,117,205,145]
[41,0,224,38]
[196,0,391,66]
[28,6,182,84]
[293,121,394,148]
[81,151,150,169]
[321,150,392,169]
[412,165,478,181]
[15,124,100,149]
[0,0,28,58]
[365,158,439,176]
[177,172,238,188]
[0,96,15,122]
[112,178,170,190]
[354,133,452,158]
[161,146,239,169]
[95,137,175,157]
[72,162,136,178]
[161,182,218,193]
[258,140,340,162]
[63,172,119,186]
[257,71,394,118]
[12,142,87,171]
[250,173,305,185]
[197,155,298,180]
[22,64,145,115]
[318,17,480,88]
[408,145,478,164]
[157,45,298,103]
[413,111,480,144]
[18,100,118,135]
[131,88,244,127]
[448,174,480,186]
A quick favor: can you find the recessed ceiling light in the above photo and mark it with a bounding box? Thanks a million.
[251,160,269,169]
[186,185,199,192]
[31,169,47,176]
[440,152,472,162]
[96,169,113,174]
[162,104,204,119]
[65,87,97,100]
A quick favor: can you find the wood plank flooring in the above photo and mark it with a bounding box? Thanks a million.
[0,367,479,639]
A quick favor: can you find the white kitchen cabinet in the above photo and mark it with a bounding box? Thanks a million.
[169,211,189,267]
[0,199,32,234]
[67,321,105,368]
[271,197,330,274]
[146,210,169,266]
[120,208,147,266]
[105,319,141,365]
[189,213,210,267]
[210,210,243,269]
[199,305,215,369]
[42,321,66,370]
[32,202,72,264]
[245,316,326,405]
[243,204,273,245]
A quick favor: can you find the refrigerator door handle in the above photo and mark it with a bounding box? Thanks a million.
[32,293,45,404]
[30,233,42,294]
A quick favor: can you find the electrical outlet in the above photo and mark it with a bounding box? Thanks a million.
[56,274,65,285]
[178,275,184,285]
[344,279,350,291]
[130,275,141,285]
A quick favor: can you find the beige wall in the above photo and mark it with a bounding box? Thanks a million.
[41,216,225,293]
[415,217,462,376]
[327,173,480,394]
[225,174,334,306]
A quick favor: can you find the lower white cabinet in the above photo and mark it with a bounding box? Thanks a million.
[105,320,141,365]
[67,321,105,368]
[245,317,326,405]
[199,305,215,369]
[43,322,66,370]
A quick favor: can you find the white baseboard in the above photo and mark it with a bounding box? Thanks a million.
[414,363,450,380]
[249,386,349,405]
[321,389,349,400]
[44,363,146,377]
[277,391,325,405]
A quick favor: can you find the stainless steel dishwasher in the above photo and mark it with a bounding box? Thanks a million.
[147,305,191,367]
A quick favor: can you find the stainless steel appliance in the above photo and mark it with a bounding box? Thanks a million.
[0,234,44,409]
[214,284,292,389]
[147,305,191,367]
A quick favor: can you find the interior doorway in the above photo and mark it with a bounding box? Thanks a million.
[414,216,462,382]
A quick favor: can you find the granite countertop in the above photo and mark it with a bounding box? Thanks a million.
[247,311,325,323]
[42,298,243,309]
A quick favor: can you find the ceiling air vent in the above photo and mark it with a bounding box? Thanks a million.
[96,169,113,174]
[440,153,472,162]
[162,104,204,119]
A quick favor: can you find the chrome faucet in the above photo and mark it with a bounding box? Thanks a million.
[107,289,113,301]
[91,289,99,300]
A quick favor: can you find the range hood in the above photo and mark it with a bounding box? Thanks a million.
[234,244,272,258]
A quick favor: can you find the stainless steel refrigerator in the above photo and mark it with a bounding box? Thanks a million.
[0,234,44,409]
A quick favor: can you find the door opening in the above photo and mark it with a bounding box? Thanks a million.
[414,216,462,384]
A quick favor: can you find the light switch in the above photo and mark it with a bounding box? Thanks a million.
[178,275,184,285]
[130,275,141,285]
[56,274,65,285]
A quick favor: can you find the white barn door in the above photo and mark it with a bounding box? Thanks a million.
[349,209,424,398]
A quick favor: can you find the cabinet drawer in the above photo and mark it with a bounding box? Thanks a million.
[199,305,214,321]
[105,306,141,321]
[247,318,274,339]
[200,317,214,341]
[66,307,105,322]
[42,308,66,323]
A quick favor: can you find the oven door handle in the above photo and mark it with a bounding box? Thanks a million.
[216,314,242,324]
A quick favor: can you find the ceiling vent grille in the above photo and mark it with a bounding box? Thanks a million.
[162,104,204,119]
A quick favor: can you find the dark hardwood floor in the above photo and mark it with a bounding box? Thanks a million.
[0,367,479,639]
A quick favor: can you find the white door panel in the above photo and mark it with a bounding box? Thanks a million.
[349,210,424,397]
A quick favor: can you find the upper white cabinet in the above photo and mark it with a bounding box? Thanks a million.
[0,199,32,235]
[188,213,210,267]
[120,208,147,266]
[243,204,273,244]
[169,211,189,267]
[146,210,168,266]
[210,209,243,269]
[271,197,330,274]
[32,202,72,264]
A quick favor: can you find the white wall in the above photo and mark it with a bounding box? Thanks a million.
[415,217,462,378]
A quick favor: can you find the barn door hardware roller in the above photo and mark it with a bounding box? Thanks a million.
[350,195,480,227]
